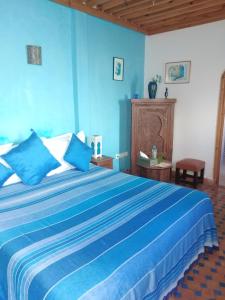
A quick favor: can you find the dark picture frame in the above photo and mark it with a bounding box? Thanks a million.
[27,45,42,65]
[113,57,124,81]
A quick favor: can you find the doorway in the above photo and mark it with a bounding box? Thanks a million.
[214,71,225,185]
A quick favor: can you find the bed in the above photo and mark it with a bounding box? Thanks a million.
[0,165,218,300]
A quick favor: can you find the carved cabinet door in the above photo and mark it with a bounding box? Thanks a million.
[131,99,176,175]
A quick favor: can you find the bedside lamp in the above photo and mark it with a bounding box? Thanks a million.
[88,135,102,158]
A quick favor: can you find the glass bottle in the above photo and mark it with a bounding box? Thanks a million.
[151,144,157,159]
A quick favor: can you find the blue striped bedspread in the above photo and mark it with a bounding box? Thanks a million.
[0,166,218,300]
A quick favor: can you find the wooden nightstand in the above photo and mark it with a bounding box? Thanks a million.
[137,160,172,182]
[91,155,113,169]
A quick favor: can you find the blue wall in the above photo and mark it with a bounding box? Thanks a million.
[73,11,144,169]
[0,0,75,142]
[0,0,145,170]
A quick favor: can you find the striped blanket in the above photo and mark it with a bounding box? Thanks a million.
[0,166,218,300]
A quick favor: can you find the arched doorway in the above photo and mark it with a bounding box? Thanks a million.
[214,71,225,185]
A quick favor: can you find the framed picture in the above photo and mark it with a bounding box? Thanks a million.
[27,45,42,65]
[165,61,191,84]
[113,57,124,81]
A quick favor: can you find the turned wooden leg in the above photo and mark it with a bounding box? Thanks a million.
[193,171,198,189]
[175,168,180,184]
[200,168,204,184]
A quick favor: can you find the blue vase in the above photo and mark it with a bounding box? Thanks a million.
[148,81,157,99]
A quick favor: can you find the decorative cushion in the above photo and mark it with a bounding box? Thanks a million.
[0,163,14,187]
[0,143,22,186]
[2,131,61,185]
[64,134,92,172]
[42,131,86,176]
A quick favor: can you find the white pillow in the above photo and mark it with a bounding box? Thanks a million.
[76,130,85,143]
[3,172,21,186]
[1,131,86,184]
[0,142,13,155]
[0,143,22,186]
[42,133,73,176]
[42,131,86,176]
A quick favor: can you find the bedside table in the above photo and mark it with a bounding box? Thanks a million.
[91,155,113,169]
[137,160,172,182]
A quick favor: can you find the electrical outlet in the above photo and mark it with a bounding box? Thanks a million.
[120,152,128,158]
[115,152,128,160]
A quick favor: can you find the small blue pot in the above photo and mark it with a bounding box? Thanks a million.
[148,81,157,99]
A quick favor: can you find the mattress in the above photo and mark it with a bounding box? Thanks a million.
[0,165,218,300]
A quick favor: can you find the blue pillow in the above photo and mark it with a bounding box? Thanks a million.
[0,163,14,187]
[64,134,92,171]
[2,131,60,185]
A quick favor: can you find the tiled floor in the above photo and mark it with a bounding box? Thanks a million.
[167,183,225,300]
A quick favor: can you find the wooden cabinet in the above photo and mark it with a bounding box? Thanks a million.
[91,155,113,169]
[131,99,176,175]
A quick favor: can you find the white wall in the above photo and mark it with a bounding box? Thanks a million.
[145,20,225,179]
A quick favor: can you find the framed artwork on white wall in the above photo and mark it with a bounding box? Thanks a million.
[165,61,191,83]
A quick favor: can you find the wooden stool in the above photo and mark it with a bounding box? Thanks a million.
[175,158,205,188]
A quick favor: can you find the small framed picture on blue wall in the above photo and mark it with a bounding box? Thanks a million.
[27,45,42,65]
[113,57,124,81]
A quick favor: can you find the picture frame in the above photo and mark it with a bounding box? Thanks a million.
[165,61,191,84]
[27,45,42,65]
[113,57,124,81]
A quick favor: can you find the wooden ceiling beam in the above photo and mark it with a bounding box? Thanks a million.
[113,0,190,18]
[146,7,225,34]
[142,5,224,27]
[53,1,225,35]
[92,0,110,4]
[134,0,225,25]
[85,0,112,8]
[100,0,133,11]
[53,0,147,33]
[106,0,169,17]
[124,0,225,21]
[103,0,156,14]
